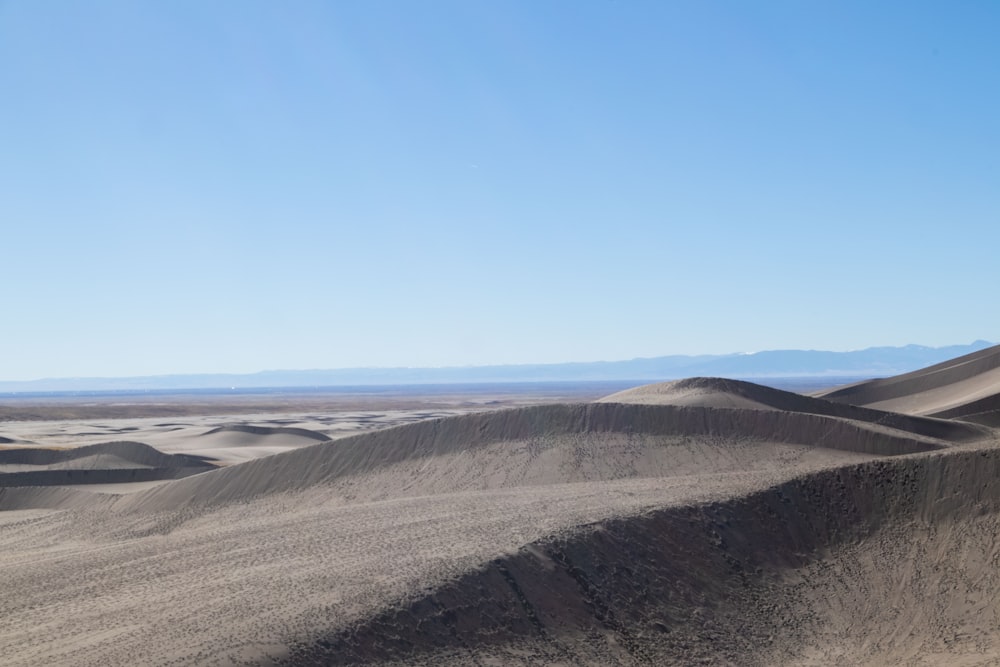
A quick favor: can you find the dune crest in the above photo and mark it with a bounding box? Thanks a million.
[107,401,960,514]
[599,376,988,441]
[201,424,331,442]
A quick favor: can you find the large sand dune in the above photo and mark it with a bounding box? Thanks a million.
[290,448,1000,666]
[2,355,1000,665]
[818,343,1000,421]
[599,376,987,441]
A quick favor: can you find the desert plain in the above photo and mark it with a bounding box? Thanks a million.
[3,349,1000,665]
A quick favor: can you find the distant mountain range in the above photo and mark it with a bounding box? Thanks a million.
[2,341,994,393]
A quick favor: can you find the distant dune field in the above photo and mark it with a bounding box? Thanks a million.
[2,347,1000,665]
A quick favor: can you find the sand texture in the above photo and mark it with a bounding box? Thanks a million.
[2,347,1000,665]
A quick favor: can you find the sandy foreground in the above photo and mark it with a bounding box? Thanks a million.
[2,351,1000,666]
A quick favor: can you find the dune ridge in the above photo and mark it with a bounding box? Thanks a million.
[930,393,1000,425]
[598,376,987,441]
[106,401,958,515]
[0,440,211,468]
[819,343,1000,417]
[0,441,215,488]
[172,422,340,465]
[201,424,331,442]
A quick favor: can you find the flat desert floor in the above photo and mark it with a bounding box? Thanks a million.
[3,358,1000,666]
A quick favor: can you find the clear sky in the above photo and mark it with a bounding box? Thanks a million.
[2,1,998,380]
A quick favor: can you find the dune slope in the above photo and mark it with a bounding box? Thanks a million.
[284,447,1000,666]
[818,343,1000,419]
[0,441,215,488]
[107,401,955,514]
[599,376,987,441]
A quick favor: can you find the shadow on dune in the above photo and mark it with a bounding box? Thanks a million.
[281,447,1000,666]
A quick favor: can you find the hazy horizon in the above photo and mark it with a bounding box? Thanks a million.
[3,2,998,379]
[0,339,991,385]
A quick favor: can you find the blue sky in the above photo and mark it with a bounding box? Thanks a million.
[2,1,997,380]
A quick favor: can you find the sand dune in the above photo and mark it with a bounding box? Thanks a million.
[599,376,987,442]
[1,356,1000,665]
[101,401,960,515]
[185,423,331,453]
[291,448,1000,666]
[0,439,211,468]
[0,409,485,467]
[931,393,1000,426]
[0,441,215,488]
[171,423,336,465]
[202,423,331,442]
[819,343,1000,419]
